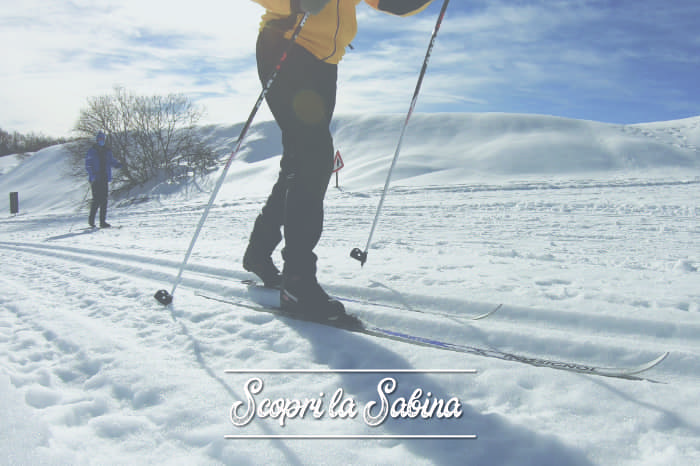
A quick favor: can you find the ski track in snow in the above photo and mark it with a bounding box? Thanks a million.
[1,230,697,377]
[1,115,700,464]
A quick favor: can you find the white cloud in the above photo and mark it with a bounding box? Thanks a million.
[1,1,698,135]
[1,1,264,135]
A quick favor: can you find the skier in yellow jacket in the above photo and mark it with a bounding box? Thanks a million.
[244,0,434,320]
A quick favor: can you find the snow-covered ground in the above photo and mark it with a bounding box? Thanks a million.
[1,113,699,465]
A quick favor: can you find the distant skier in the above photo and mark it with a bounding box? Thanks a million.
[85,131,121,228]
[244,0,434,320]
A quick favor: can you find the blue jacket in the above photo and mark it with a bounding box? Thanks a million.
[86,144,121,182]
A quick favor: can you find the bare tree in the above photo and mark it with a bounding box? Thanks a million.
[70,87,217,189]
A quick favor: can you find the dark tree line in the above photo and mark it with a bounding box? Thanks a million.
[0,128,68,157]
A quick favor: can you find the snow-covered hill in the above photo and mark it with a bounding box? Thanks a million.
[2,112,699,214]
[1,113,699,465]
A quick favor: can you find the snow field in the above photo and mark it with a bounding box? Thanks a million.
[1,112,699,465]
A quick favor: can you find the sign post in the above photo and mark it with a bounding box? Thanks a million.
[9,192,19,215]
[332,150,345,188]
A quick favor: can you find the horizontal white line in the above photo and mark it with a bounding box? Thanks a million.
[224,369,477,374]
[225,435,477,439]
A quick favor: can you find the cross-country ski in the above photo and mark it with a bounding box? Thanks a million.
[195,289,668,381]
[241,279,503,321]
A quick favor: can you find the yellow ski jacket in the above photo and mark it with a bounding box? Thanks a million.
[251,0,433,64]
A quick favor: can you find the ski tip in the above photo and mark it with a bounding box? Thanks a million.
[609,351,670,378]
[638,351,669,373]
[472,303,503,320]
[154,289,173,305]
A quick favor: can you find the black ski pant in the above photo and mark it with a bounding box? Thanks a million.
[247,25,337,278]
[89,178,109,226]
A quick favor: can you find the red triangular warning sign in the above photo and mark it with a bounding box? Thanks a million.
[332,150,344,173]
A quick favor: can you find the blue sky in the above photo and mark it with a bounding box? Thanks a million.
[1,0,698,137]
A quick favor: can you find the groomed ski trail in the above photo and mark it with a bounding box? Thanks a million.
[0,239,690,381]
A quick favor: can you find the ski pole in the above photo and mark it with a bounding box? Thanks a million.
[350,0,450,267]
[69,183,92,232]
[154,13,310,305]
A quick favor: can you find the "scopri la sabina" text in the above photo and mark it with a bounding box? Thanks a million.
[229,376,464,427]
